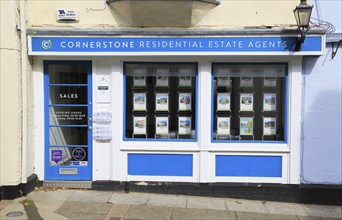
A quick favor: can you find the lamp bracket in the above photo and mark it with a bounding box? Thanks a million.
[331,40,341,59]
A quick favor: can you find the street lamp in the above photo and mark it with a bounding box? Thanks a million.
[293,0,313,50]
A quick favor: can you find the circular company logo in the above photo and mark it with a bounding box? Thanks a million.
[41,40,52,50]
[72,148,86,161]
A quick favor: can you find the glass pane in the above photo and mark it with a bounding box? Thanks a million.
[125,63,197,140]
[49,86,87,104]
[50,127,88,145]
[49,147,88,166]
[49,64,87,84]
[49,106,87,125]
[213,64,286,141]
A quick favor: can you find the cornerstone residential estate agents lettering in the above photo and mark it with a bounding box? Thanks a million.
[60,40,288,50]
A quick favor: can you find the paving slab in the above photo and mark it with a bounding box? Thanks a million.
[298,216,342,220]
[104,204,131,220]
[264,201,309,216]
[225,198,268,214]
[236,212,299,220]
[109,192,149,205]
[301,204,342,219]
[68,190,113,203]
[56,201,112,217]
[187,196,227,210]
[0,200,15,211]
[123,205,173,219]
[27,189,75,202]
[147,194,187,208]
[172,207,236,220]
[0,198,27,220]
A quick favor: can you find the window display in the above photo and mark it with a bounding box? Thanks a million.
[213,63,286,141]
[125,63,197,140]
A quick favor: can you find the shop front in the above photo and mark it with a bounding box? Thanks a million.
[29,33,324,185]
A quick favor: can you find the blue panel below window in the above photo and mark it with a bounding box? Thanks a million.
[128,154,193,176]
[216,155,282,177]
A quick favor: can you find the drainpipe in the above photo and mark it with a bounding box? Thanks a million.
[19,0,28,184]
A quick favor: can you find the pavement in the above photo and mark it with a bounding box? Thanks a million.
[1,189,341,220]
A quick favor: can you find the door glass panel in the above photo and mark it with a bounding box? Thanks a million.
[49,147,88,166]
[49,106,88,125]
[49,127,88,145]
[49,64,88,84]
[49,86,87,104]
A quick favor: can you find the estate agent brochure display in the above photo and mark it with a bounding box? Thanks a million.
[213,63,286,141]
[125,63,196,140]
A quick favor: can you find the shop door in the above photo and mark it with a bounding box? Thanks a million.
[44,61,92,180]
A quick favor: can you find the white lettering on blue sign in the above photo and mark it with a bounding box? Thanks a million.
[30,37,322,53]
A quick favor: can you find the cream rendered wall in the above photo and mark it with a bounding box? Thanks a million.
[0,0,22,186]
[0,0,35,187]
[27,0,300,29]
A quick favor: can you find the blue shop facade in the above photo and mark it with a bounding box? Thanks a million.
[29,32,328,186]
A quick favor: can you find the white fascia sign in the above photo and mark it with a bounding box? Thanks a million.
[57,9,79,22]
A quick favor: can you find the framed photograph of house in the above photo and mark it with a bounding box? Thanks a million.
[217,77,231,88]
[156,76,169,87]
[217,93,231,111]
[178,93,192,111]
[240,93,254,112]
[155,93,169,111]
[240,77,253,87]
[133,76,146,87]
[178,116,191,135]
[263,117,277,136]
[133,116,147,135]
[240,117,253,136]
[217,117,230,136]
[133,93,146,111]
[264,77,277,87]
[155,116,169,135]
[179,76,192,87]
[263,93,277,111]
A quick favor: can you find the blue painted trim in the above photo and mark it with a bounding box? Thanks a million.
[216,155,282,177]
[48,84,88,86]
[50,145,88,148]
[210,62,289,143]
[31,36,323,53]
[49,104,88,107]
[123,62,198,142]
[284,64,289,142]
[49,125,88,128]
[44,60,92,181]
[128,154,193,176]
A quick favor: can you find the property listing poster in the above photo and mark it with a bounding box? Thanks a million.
[263,93,277,111]
[133,76,146,87]
[217,77,231,88]
[263,117,276,136]
[240,117,253,135]
[178,116,191,135]
[179,76,192,87]
[156,76,169,87]
[264,77,277,87]
[179,93,192,111]
[217,117,230,135]
[240,77,253,87]
[155,93,169,111]
[155,117,169,135]
[217,93,231,111]
[240,93,254,112]
[133,116,147,135]
[133,93,147,111]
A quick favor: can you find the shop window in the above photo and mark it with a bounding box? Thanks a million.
[124,63,197,141]
[212,63,286,142]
